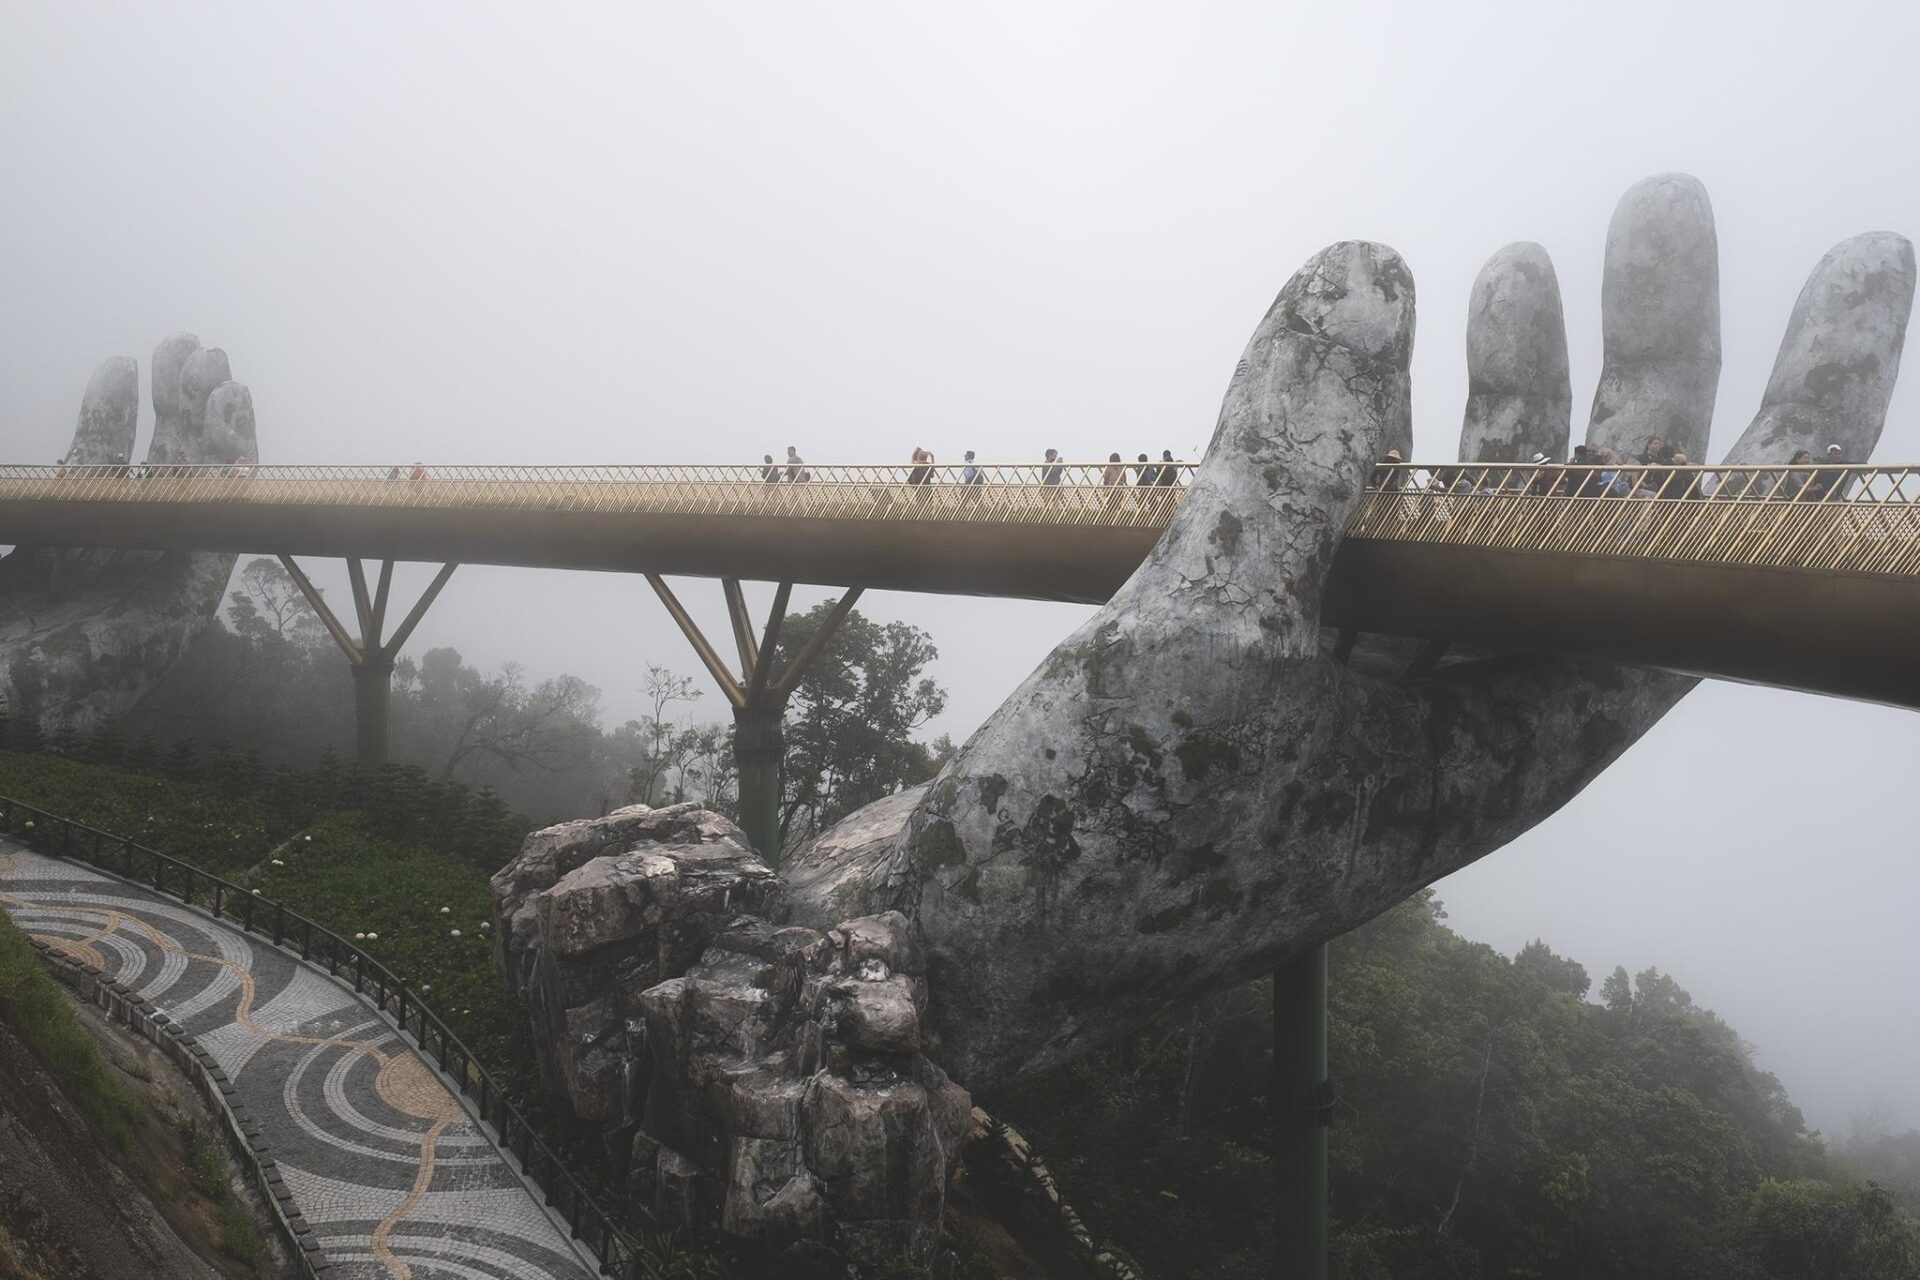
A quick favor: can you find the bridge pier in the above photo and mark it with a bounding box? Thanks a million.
[1274,943,1331,1279]
[278,556,459,767]
[351,659,395,765]
[646,575,862,865]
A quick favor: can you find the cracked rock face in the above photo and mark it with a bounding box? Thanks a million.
[491,809,968,1271]
[631,911,969,1272]
[0,334,258,733]
[496,174,1915,1272]
[489,803,778,1121]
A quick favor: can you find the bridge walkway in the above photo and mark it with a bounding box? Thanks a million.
[2,460,1918,706]
[0,839,602,1280]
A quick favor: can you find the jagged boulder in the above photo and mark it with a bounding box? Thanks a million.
[489,802,779,1121]
[631,910,969,1272]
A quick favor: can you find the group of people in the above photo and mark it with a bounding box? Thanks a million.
[756,446,1186,486]
[1371,436,1857,502]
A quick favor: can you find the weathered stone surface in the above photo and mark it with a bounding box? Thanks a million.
[202,381,257,464]
[782,783,925,929]
[71,357,139,465]
[629,910,967,1270]
[148,332,201,462]
[1723,230,1913,466]
[1461,242,1570,463]
[488,802,777,1121]
[0,337,247,733]
[1587,173,1720,460]
[175,347,231,454]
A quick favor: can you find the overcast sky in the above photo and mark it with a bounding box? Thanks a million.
[4,0,1917,1132]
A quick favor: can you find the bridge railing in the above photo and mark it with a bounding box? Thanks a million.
[6,459,1920,575]
[1355,463,1920,575]
[0,797,657,1279]
[0,461,1198,528]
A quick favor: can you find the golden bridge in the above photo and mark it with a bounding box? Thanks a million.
[3,460,1918,716]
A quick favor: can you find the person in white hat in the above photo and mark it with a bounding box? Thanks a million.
[1807,442,1852,500]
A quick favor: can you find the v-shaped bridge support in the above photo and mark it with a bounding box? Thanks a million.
[278,556,459,765]
[645,575,863,863]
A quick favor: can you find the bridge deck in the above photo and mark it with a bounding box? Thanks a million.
[3,461,1917,707]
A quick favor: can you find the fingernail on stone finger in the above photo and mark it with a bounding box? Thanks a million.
[1460,241,1570,464]
[1725,231,1915,465]
[1588,173,1720,459]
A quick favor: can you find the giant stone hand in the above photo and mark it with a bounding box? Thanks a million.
[495,175,1913,1269]
[781,173,1914,1088]
[0,334,257,730]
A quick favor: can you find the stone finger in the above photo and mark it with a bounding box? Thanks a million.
[1458,241,1570,465]
[203,382,258,464]
[1586,173,1720,460]
[67,357,139,465]
[1118,240,1416,653]
[1721,231,1914,466]
[147,332,201,464]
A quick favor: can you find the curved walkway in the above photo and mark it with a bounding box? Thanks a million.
[0,840,598,1280]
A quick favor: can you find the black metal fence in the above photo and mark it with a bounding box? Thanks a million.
[0,795,656,1279]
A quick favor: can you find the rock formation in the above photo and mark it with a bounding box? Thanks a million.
[492,174,1916,1271]
[0,334,257,733]
[493,804,968,1272]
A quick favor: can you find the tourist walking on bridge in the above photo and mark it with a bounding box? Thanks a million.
[1041,449,1065,485]
[785,446,808,483]
[762,454,781,483]
[907,447,934,485]
[1157,449,1180,484]
[961,450,984,485]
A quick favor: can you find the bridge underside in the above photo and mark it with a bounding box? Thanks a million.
[4,497,1915,710]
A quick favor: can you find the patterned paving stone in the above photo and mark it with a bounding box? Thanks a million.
[0,841,599,1280]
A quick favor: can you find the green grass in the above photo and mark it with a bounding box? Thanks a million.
[0,908,143,1149]
[251,811,532,1092]
[0,752,277,877]
[0,748,726,1265]
[215,1200,263,1264]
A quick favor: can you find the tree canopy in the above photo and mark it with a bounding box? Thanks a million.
[988,889,1920,1279]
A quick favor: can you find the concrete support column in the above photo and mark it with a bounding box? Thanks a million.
[1273,943,1330,1279]
[351,660,395,767]
[732,701,786,865]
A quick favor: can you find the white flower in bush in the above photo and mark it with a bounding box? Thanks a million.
[251,888,261,895]
[421,984,431,993]
[366,932,378,940]
[303,835,311,842]
[449,929,462,938]
[439,906,450,914]
[355,932,367,940]
[271,858,285,866]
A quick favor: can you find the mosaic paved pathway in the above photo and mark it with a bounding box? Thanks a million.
[0,840,600,1280]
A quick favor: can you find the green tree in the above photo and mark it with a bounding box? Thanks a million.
[1737,1179,1920,1278]
[773,601,947,845]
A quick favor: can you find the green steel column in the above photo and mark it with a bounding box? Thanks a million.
[732,702,785,865]
[1274,943,1330,1279]
[351,660,394,767]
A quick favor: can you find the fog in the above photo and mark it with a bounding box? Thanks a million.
[4,1,1916,1132]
